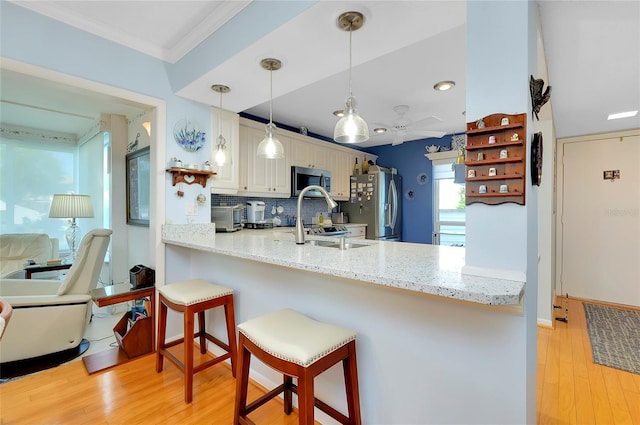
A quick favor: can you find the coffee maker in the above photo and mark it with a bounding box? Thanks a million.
[246,201,266,227]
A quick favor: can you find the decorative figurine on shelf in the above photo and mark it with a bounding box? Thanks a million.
[500,117,510,126]
[511,133,519,141]
[488,136,496,144]
[500,149,508,159]
[476,118,486,129]
[468,169,476,178]
[477,152,484,161]
[479,185,487,194]
[530,75,552,121]
[500,184,508,193]
[488,167,497,176]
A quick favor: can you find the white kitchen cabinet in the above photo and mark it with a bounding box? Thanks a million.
[238,117,375,200]
[327,149,377,201]
[326,148,353,201]
[239,123,291,198]
[290,136,327,169]
[209,106,240,194]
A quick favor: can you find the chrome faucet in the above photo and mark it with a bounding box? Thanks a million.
[295,185,338,244]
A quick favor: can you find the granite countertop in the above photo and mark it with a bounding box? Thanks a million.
[162,224,525,307]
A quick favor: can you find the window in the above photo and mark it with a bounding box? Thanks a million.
[432,162,466,247]
[0,137,77,247]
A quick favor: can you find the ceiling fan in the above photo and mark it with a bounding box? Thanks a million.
[373,105,446,146]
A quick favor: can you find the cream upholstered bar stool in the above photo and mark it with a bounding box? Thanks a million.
[233,309,362,425]
[156,278,237,403]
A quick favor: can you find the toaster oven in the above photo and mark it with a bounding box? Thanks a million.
[211,205,242,232]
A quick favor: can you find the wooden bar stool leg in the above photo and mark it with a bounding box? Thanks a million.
[344,342,362,424]
[233,336,252,425]
[184,306,195,403]
[198,310,206,354]
[283,375,294,414]
[224,299,238,377]
[156,300,168,372]
[297,371,315,425]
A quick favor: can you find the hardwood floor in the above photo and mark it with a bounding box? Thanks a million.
[0,346,308,424]
[538,297,640,424]
[2,297,639,424]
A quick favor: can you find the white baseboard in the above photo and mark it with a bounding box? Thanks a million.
[537,318,553,328]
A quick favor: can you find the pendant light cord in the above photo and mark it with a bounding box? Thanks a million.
[218,91,223,142]
[269,67,274,124]
[348,23,353,98]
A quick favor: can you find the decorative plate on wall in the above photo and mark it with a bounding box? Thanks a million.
[174,119,206,152]
[405,188,416,200]
[417,173,429,185]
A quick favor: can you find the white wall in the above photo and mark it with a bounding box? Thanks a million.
[465,3,539,423]
[534,23,557,327]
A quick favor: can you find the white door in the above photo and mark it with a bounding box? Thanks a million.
[561,135,640,306]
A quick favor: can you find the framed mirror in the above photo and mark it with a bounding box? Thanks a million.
[126,146,150,226]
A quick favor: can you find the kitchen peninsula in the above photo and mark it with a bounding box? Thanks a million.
[162,224,530,424]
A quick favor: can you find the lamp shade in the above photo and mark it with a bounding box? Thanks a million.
[214,134,228,166]
[334,95,369,144]
[256,123,285,159]
[49,194,94,218]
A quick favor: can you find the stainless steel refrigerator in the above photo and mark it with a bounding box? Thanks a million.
[341,168,402,241]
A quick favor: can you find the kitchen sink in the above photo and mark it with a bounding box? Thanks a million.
[305,239,368,250]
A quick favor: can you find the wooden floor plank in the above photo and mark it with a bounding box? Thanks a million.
[3,296,639,424]
[536,297,639,425]
[0,351,308,425]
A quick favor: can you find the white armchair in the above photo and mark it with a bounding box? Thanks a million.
[0,229,112,364]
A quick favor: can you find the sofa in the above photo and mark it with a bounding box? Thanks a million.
[0,233,59,278]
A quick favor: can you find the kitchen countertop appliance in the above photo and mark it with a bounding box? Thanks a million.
[341,167,402,241]
[211,205,242,232]
[245,201,268,229]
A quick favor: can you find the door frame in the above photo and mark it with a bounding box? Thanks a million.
[555,129,640,297]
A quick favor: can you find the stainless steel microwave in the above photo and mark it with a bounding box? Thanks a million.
[291,166,331,198]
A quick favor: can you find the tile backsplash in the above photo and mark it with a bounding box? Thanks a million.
[212,195,338,227]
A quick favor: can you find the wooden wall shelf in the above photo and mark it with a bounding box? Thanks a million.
[166,167,216,188]
[465,113,527,206]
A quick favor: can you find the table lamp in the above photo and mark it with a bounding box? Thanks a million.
[48,194,94,264]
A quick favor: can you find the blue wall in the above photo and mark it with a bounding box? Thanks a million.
[366,135,455,244]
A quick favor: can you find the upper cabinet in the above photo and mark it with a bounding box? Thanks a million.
[237,117,376,200]
[239,121,291,198]
[290,136,327,169]
[326,149,354,201]
[209,107,240,194]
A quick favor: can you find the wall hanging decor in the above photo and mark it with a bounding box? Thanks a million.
[530,75,552,121]
[531,132,543,186]
[465,113,527,205]
[174,119,205,152]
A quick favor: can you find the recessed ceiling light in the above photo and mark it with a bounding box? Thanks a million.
[373,127,387,134]
[333,110,345,118]
[433,80,456,91]
[607,110,638,120]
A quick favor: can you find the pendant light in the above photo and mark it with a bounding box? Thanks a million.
[211,84,230,166]
[256,58,285,159]
[334,11,369,144]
